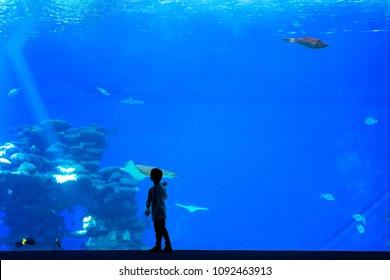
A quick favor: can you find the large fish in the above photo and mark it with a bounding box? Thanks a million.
[121,160,177,181]
[282,37,328,49]
[96,86,110,96]
[175,203,209,213]
[8,88,21,97]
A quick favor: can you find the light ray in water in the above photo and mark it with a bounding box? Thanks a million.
[5,36,57,144]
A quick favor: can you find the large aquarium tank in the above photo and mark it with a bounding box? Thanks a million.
[0,0,389,252]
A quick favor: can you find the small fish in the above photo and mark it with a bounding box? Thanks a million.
[320,193,335,201]
[0,158,11,164]
[120,97,144,105]
[282,37,328,49]
[364,117,378,126]
[8,189,16,201]
[96,86,110,96]
[55,238,62,248]
[357,224,365,234]
[352,214,366,224]
[8,88,21,97]
[175,203,209,213]
[15,237,36,248]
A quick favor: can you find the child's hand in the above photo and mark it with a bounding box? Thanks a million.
[162,181,168,186]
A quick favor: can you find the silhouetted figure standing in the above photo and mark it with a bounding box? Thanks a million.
[145,168,172,252]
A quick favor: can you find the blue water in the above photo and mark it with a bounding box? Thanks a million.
[0,0,389,251]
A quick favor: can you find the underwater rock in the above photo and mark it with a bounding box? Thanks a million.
[92,178,107,186]
[69,145,85,157]
[80,160,100,172]
[98,166,122,179]
[76,174,94,188]
[51,160,87,175]
[0,143,20,157]
[59,126,107,146]
[29,126,49,150]
[1,119,145,250]
[2,170,40,188]
[45,142,68,159]
[18,162,37,175]
[0,158,12,167]
[10,152,29,165]
[53,173,77,184]
[85,147,105,158]
[40,119,72,132]
[28,154,53,172]
[119,177,138,187]
[109,171,125,182]
[11,137,31,152]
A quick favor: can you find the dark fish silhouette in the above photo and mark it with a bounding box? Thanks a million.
[282,37,328,49]
[15,237,36,248]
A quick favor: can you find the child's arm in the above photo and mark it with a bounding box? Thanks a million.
[144,189,152,216]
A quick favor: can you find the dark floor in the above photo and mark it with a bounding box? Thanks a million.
[1,250,389,260]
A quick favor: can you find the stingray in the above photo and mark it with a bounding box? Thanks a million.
[120,160,177,181]
[175,203,209,213]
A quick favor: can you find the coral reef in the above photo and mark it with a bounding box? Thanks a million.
[0,119,144,250]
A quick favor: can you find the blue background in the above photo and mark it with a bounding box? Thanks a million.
[0,0,389,251]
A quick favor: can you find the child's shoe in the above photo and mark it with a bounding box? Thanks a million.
[163,245,172,252]
[149,246,162,253]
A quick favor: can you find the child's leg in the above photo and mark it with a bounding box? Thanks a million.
[153,221,163,249]
[161,220,172,249]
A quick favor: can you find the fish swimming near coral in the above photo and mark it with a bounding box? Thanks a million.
[175,203,209,213]
[120,97,144,105]
[321,193,335,201]
[8,88,21,97]
[282,37,328,49]
[96,86,110,96]
[352,214,366,224]
[120,160,177,181]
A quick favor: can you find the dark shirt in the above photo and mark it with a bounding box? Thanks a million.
[145,184,167,222]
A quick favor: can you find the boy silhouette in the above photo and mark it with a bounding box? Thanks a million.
[144,168,172,252]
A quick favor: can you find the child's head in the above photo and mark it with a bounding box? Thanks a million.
[150,168,163,184]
